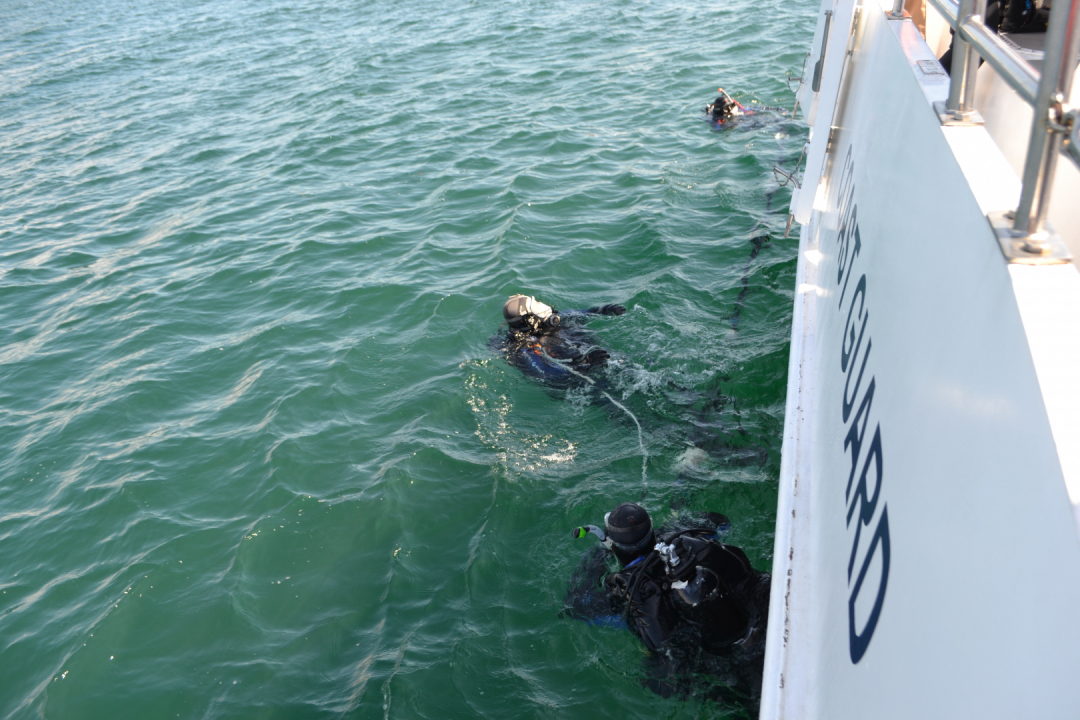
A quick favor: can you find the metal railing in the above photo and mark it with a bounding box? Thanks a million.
[891,0,1080,258]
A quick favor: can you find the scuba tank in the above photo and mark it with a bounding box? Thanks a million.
[656,534,753,652]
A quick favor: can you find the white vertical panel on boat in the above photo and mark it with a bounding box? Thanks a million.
[792,0,859,224]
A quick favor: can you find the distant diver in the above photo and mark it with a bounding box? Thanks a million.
[490,294,626,389]
[705,87,789,129]
[563,502,770,706]
[706,87,745,125]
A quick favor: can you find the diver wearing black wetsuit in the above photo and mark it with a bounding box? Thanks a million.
[564,502,770,704]
[706,88,742,124]
[490,294,625,388]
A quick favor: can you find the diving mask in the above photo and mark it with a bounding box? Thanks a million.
[503,294,559,332]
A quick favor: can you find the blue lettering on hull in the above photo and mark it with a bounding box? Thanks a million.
[833,147,891,664]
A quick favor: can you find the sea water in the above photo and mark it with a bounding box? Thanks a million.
[0,0,815,717]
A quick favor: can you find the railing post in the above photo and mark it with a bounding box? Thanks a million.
[946,0,986,117]
[1011,0,1080,248]
[889,0,906,20]
[961,2,985,110]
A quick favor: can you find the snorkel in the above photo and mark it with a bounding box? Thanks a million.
[717,87,746,111]
[573,505,656,567]
[572,525,607,541]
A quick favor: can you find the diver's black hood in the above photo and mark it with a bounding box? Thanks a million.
[606,502,655,565]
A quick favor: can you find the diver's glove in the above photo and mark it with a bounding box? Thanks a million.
[587,304,626,316]
[576,348,610,369]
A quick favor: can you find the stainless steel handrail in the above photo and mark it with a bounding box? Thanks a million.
[948,0,986,115]
[965,15,1040,103]
[914,0,1080,251]
[925,0,1039,105]
[1014,0,1080,243]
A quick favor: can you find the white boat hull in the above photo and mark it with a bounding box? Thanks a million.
[763,2,1080,716]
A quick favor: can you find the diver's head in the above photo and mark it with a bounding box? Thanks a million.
[604,502,654,566]
[710,88,741,122]
[712,97,732,120]
[503,294,560,334]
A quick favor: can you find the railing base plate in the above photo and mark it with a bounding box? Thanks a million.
[934,100,986,126]
[989,211,1073,264]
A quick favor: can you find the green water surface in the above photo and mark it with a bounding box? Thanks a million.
[0,0,814,717]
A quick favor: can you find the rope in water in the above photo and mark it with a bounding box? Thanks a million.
[543,349,648,494]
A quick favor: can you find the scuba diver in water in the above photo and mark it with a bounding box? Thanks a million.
[490,294,626,388]
[490,293,769,469]
[704,87,790,130]
[563,502,770,705]
[706,87,744,124]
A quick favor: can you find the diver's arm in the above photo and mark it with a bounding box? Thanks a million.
[626,582,671,653]
[569,348,610,371]
[510,341,574,380]
[561,547,628,628]
[556,304,626,323]
[586,304,626,316]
